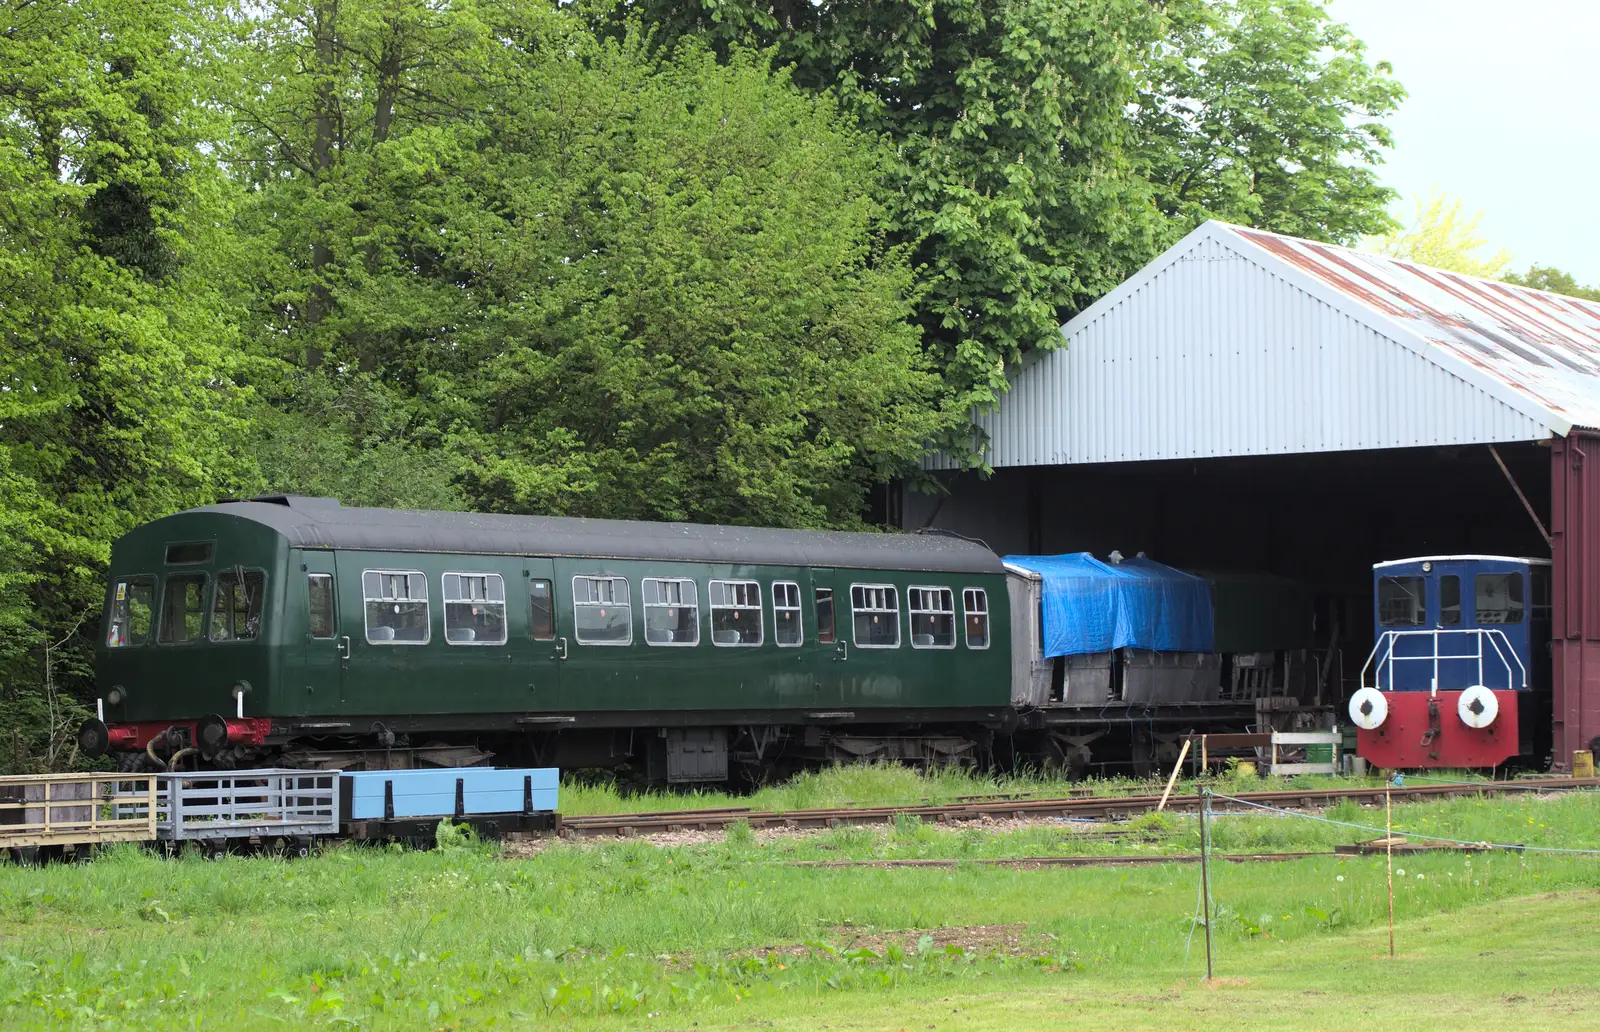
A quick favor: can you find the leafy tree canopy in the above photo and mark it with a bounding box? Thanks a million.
[1504,265,1600,303]
[1369,189,1515,279]
[227,2,948,527]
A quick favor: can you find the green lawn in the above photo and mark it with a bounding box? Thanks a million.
[1,790,1597,1029]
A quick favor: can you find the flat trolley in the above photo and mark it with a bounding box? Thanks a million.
[0,772,158,854]
[152,769,340,853]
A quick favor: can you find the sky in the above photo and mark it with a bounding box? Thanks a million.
[1329,0,1600,282]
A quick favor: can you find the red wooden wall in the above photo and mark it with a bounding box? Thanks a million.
[1551,431,1600,768]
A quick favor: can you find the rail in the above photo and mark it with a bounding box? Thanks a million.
[557,776,1600,838]
[0,772,157,849]
[1360,628,1527,693]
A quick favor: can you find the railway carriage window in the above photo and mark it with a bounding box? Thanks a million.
[164,541,213,565]
[1475,573,1525,625]
[107,576,155,648]
[1439,575,1462,626]
[962,588,990,649]
[710,580,763,646]
[815,588,836,644]
[850,584,900,648]
[529,579,555,641]
[443,572,507,645]
[362,570,430,644]
[307,574,335,638]
[1377,576,1426,627]
[210,570,266,642]
[908,587,956,648]
[572,575,632,645]
[158,573,209,644]
[643,577,700,646]
[772,582,802,647]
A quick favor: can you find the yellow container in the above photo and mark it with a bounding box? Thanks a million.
[1574,751,1595,778]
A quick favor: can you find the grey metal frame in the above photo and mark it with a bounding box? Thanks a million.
[153,770,340,841]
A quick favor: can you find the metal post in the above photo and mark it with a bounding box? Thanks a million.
[1199,786,1214,980]
[1385,781,1396,959]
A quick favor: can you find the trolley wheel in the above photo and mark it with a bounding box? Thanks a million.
[292,837,311,858]
[204,840,227,861]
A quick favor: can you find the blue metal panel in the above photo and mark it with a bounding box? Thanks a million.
[1372,557,1535,693]
[343,767,559,820]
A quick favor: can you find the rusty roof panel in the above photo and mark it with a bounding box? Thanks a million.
[1230,226,1600,427]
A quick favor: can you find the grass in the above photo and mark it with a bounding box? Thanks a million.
[557,761,1403,816]
[2,789,1599,1029]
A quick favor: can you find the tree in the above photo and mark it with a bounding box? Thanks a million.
[611,0,1170,435]
[1370,189,1514,278]
[0,0,259,768]
[1133,0,1405,242]
[226,3,946,526]
[1504,265,1600,303]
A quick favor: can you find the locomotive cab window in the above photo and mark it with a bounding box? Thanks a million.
[573,575,632,645]
[307,574,335,638]
[443,572,507,645]
[772,581,802,646]
[710,580,762,646]
[107,576,155,648]
[529,579,555,641]
[815,588,836,644]
[1377,576,1426,627]
[851,584,900,648]
[963,588,990,649]
[158,573,209,644]
[211,569,266,642]
[363,570,430,644]
[1475,573,1525,625]
[908,587,956,648]
[643,577,699,646]
[1439,575,1462,626]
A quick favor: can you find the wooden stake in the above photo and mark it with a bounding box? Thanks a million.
[1385,781,1396,958]
[1199,786,1214,980]
[1158,739,1192,812]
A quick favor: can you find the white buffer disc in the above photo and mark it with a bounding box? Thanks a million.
[1349,687,1388,730]
[1458,685,1499,729]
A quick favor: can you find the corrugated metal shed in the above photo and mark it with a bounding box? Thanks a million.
[948,221,1600,468]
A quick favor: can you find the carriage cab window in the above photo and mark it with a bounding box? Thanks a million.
[363,570,430,644]
[211,570,266,642]
[963,588,990,649]
[1475,573,1525,625]
[772,581,802,646]
[1377,576,1426,627]
[851,584,900,648]
[909,587,955,648]
[573,575,632,645]
[710,580,762,646]
[643,577,699,646]
[443,572,507,645]
[107,576,155,647]
[158,573,208,644]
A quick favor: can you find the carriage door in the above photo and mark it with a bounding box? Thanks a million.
[520,558,565,714]
[299,550,347,715]
[809,568,847,706]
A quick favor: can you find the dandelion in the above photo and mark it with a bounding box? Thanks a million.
[1336,875,1344,883]
[1416,873,1424,880]
[1396,868,1405,876]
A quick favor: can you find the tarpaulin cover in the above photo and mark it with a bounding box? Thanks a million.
[1003,554,1214,658]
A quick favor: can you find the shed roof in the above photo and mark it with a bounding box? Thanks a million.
[193,497,1004,574]
[951,221,1600,469]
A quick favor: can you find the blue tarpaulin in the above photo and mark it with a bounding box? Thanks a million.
[1003,553,1214,658]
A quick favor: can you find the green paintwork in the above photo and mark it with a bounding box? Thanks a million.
[97,511,1011,726]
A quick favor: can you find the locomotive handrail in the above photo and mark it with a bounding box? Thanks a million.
[1359,628,1527,693]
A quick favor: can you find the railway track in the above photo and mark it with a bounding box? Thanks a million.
[557,776,1600,838]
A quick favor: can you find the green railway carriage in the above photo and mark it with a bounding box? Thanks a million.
[84,496,1012,781]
